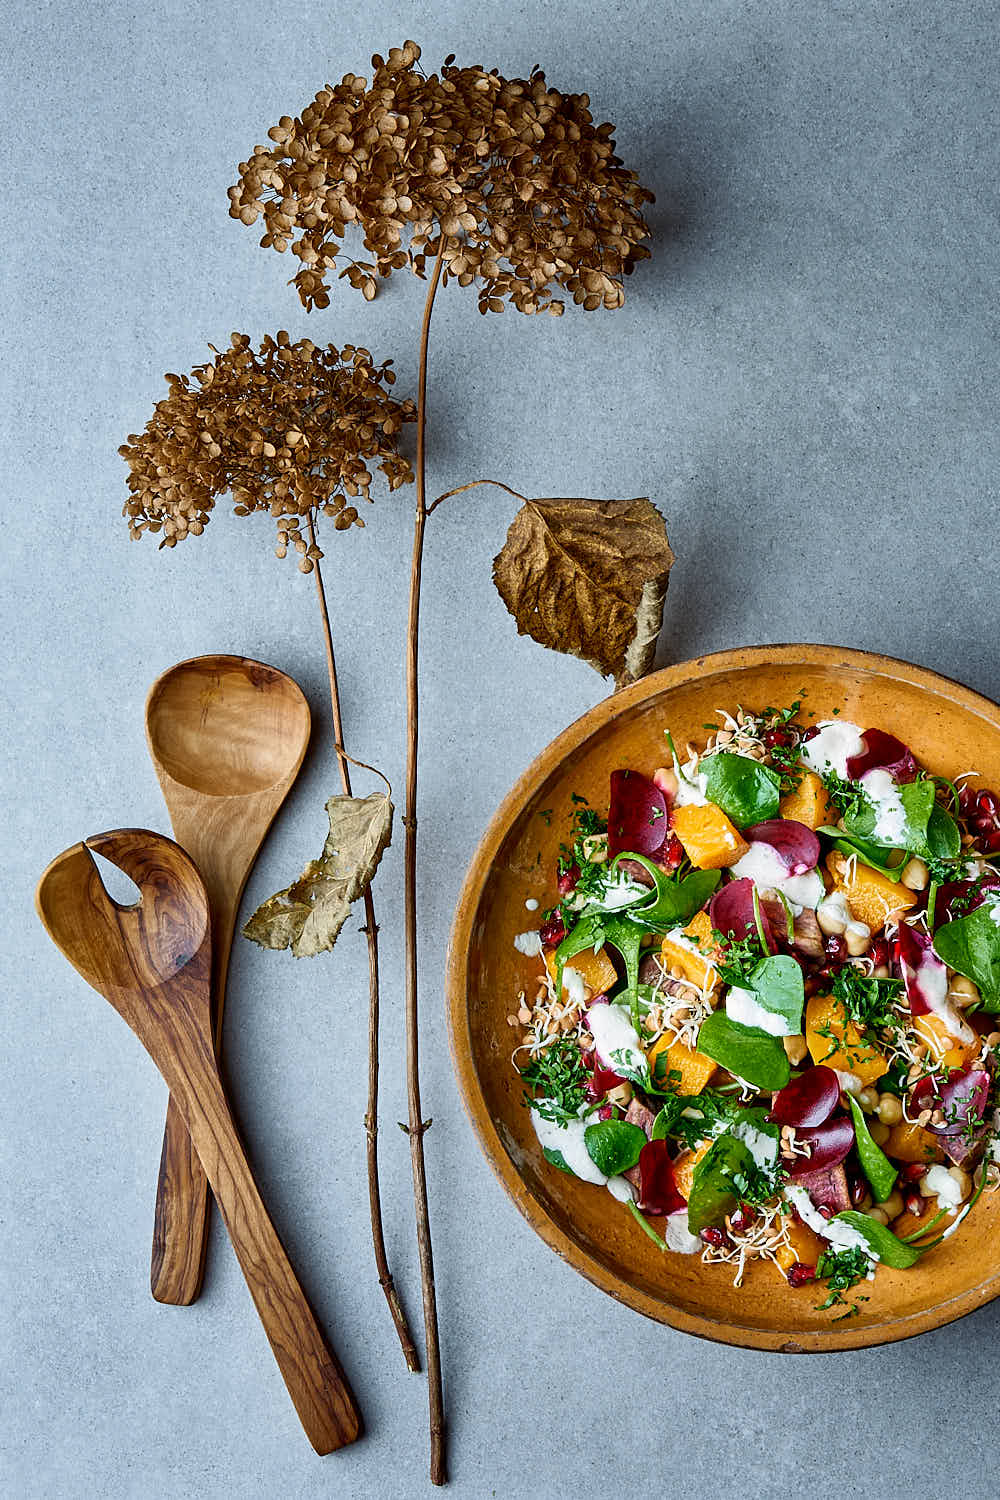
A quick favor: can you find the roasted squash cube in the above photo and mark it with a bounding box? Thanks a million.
[673,1139,712,1201]
[912,1012,979,1072]
[805,992,888,1085]
[660,910,721,998]
[647,1032,717,1095]
[779,772,837,831]
[825,852,917,933]
[775,1214,824,1277]
[884,1121,946,1164]
[671,803,750,870]
[543,944,618,1000]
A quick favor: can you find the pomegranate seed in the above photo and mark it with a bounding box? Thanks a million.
[974,812,996,835]
[700,1227,727,1247]
[786,1262,816,1288]
[803,974,824,998]
[597,1104,613,1121]
[983,829,1000,854]
[539,914,566,947]
[904,1191,924,1217]
[977,789,999,817]
[849,1174,868,1207]
[730,1203,755,1232]
[825,934,848,962]
[817,1205,833,1221]
[662,834,684,870]
[557,864,580,896]
[869,936,889,968]
[902,1162,926,1183]
[764,727,794,748]
[959,785,979,817]
[802,726,820,742]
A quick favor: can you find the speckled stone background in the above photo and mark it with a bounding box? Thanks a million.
[4,2,1000,1496]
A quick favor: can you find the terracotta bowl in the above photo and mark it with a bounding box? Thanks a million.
[446,645,1000,1351]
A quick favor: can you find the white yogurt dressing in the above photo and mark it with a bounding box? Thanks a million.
[672,751,709,807]
[585,1000,647,1078]
[530,1108,634,1202]
[859,768,909,845]
[988,895,1000,929]
[990,1109,1000,1165]
[910,945,976,1044]
[783,1183,878,1259]
[597,872,652,911]
[563,966,588,1008]
[524,897,539,911]
[514,929,543,957]
[833,1069,863,1096]
[663,1210,702,1254]
[800,720,865,779]
[729,842,825,914]
[726,983,794,1037]
[922,1164,963,1212]
[729,1117,780,1169]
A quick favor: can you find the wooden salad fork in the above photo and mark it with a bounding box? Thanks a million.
[144,655,311,1306]
[36,829,361,1454]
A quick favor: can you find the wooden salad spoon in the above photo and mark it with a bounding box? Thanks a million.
[145,655,310,1306]
[35,829,361,1453]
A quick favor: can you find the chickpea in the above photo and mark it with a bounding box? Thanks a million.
[653,767,679,799]
[987,1032,1000,1050]
[869,1120,890,1146]
[948,975,980,1008]
[782,1034,808,1065]
[948,1166,972,1200]
[845,922,871,957]
[918,1173,936,1197]
[606,1081,633,1107]
[900,856,930,892]
[876,1093,903,1125]
[816,904,847,937]
[881,1189,905,1220]
[867,1207,889,1226]
[857,1086,880,1112]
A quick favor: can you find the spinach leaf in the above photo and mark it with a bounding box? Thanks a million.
[842,779,934,854]
[584,1118,647,1176]
[832,1211,925,1268]
[701,752,782,828]
[818,828,908,881]
[608,854,720,930]
[696,1011,791,1090]
[555,911,606,968]
[686,1132,755,1234]
[746,954,805,1034]
[650,1089,735,1147]
[600,915,646,1024]
[847,1095,898,1202]
[933,904,1000,1010]
[542,1146,574,1175]
[925,802,962,862]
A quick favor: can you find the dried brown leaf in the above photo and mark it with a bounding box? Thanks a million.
[492,497,674,687]
[243,791,393,958]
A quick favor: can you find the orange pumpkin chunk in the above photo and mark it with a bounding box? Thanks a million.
[884,1121,946,1164]
[805,992,888,1085]
[647,1032,717,1095]
[825,852,917,933]
[779,772,837,831]
[671,803,750,870]
[543,944,618,999]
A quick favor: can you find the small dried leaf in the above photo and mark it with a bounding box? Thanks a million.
[243,792,393,958]
[492,497,674,687]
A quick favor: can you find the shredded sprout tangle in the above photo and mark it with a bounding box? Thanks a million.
[510,702,1000,1316]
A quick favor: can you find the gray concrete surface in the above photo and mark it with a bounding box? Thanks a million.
[3,1,1000,1496]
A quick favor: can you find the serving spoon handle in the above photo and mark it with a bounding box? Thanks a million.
[166,1038,360,1454]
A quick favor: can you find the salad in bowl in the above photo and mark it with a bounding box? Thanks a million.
[509,702,1000,1318]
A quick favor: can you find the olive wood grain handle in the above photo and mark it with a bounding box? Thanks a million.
[179,1063,361,1454]
[150,897,237,1304]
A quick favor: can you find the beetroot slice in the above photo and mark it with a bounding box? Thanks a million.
[634,1138,686,1217]
[587,1063,628,1100]
[767,1066,840,1128]
[896,922,944,1017]
[846,729,920,784]
[913,1065,991,1162]
[607,770,669,859]
[709,878,778,952]
[934,871,1000,927]
[744,819,821,875]
[786,1114,855,1176]
[792,1162,851,1213]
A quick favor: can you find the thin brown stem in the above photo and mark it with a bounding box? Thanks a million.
[307,514,420,1374]
[425,478,531,516]
[404,236,448,1485]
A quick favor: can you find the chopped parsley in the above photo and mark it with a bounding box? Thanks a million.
[831,966,903,1033]
[822,769,869,821]
[711,930,766,988]
[815,1245,873,1318]
[521,1038,589,1124]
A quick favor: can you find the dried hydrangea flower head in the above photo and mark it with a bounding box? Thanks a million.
[228,41,653,314]
[119,331,415,567]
